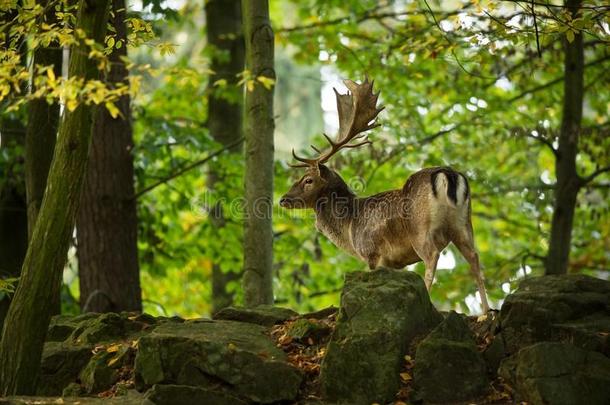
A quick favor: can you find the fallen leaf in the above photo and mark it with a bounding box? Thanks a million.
[106,344,121,353]
[477,314,488,322]
[400,372,412,382]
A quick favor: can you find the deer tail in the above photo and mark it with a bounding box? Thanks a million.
[430,167,470,206]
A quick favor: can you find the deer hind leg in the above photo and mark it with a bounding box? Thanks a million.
[412,239,440,291]
[452,228,490,313]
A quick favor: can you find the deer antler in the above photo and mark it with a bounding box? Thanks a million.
[291,77,384,168]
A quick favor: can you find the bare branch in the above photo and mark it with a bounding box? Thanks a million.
[133,137,244,200]
[580,166,610,186]
[510,126,557,155]
[508,55,610,102]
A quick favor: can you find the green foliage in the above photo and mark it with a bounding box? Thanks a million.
[124,0,609,316]
[3,0,608,318]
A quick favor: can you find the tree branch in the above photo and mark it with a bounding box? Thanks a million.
[133,137,244,200]
[580,166,610,186]
[508,55,610,102]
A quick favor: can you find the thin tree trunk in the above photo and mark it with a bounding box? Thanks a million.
[205,0,244,313]
[241,0,275,306]
[76,0,141,313]
[22,0,63,318]
[545,0,584,275]
[25,0,62,240]
[0,0,110,394]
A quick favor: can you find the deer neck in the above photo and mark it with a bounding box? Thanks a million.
[314,185,358,255]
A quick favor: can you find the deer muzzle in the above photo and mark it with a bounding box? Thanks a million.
[279,195,304,209]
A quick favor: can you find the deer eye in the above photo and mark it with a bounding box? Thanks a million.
[304,178,313,185]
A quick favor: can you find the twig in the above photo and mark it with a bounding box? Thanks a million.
[580,166,610,186]
[508,55,610,102]
[530,0,542,57]
[133,137,244,200]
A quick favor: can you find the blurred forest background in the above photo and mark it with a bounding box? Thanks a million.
[1,0,609,322]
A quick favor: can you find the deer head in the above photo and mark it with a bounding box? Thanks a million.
[280,77,384,209]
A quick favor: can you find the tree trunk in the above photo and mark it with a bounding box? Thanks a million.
[76,0,141,313]
[545,0,584,276]
[241,0,275,306]
[25,0,62,240]
[20,0,63,318]
[0,0,110,394]
[205,0,245,313]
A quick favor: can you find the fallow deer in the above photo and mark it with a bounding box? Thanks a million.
[279,77,490,312]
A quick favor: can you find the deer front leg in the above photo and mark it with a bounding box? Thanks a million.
[366,253,380,270]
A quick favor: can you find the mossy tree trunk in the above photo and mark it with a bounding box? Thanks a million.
[545,0,584,275]
[0,0,110,394]
[205,0,245,313]
[25,0,62,240]
[76,0,141,313]
[21,0,63,318]
[241,0,275,306]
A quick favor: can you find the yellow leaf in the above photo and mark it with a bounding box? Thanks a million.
[105,101,121,119]
[566,29,575,43]
[106,344,120,353]
[213,78,227,87]
[108,356,119,367]
[66,99,78,112]
[47,68,55,83]
[400,372,412,381]
[256,75,275,90]
[227,343,237,351]
[404,355,412,362]
[107,36,115,48]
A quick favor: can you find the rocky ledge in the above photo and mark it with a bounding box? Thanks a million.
[1,270,609,405]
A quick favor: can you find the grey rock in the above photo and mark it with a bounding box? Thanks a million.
[499,342,610,405]
[500,275,610,355]
[413,311,489,403]
[134,319,302,403]
[212,305,298,326]
[320,268,442,404]
[143,384,247,405]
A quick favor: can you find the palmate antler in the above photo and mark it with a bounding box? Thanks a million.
[291,77,384,168]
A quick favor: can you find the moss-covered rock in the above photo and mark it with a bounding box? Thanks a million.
[499,342,610,405]
[142,384,247,405]
[413,311,489,402]
[212,305,298,326]
[286,318,332,343]
[500,275,610,355]
[1,390,143,404]
[320,268,442,404]
[79,345,134,394]
[134,319,302,403]
[69,312,158,345]
[46,313,99,342]
[37,341,93,396]
[38,312,165,395]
